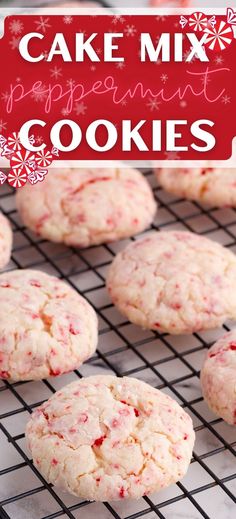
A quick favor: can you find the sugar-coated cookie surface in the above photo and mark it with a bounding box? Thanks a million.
[0,213,12,269]
[0,270,97,381]
[17,169,156,248]
[107,231,236,335]
[26,375,195,501]
[201,331,236,425]
[156,168,236,207]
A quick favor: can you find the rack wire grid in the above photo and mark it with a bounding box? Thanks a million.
[0,166,236,519]
[0,2,236,519]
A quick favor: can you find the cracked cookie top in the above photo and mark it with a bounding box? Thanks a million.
[107,231,236,334]
[16,168,157,247]
[201,330,236,425]
[26,375,195,501]
[0,269,98,381]
[156,168,236,207]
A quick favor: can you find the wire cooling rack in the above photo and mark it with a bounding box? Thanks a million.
[0,168,236,519]
[0,2,236,518]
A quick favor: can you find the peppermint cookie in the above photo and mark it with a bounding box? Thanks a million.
[107,231,236,335]
[0,213,12,269]
[26,375,195,501]
[156,168,236,207]
[201,331,236,425]
[16,169,156,248]
[0,270,97,381]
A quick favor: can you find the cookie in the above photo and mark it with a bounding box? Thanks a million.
[26,375,195,501]
[0,270,98,381]
[0,213,12,269]
[17,168,156,248]
[156,168,236,207]
[107,231,236,335]
[200,331,236,425]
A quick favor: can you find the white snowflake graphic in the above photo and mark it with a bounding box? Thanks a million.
[74,102,87,116]
[200,74,211,86]
[121,100,127,106]
[160,74,168,83]
[50,66,62,80]
[0,120,7,132]
[9,19,24,35]
[90,65,96,72]
[146,98,161,112]
[63,15,73,25]
[111,15,125,25]
[34,17,51,33]
[1,91,9,102]
[61,107,70,116]
[66,78,76,89]
[221,95,231,105]
[214,55,224,66]
[180,100,187,108]
[9,36,21,50]
[35,135,44,145]
[116,62,125,70]
[124,25,137,37]
[31,84,48,103]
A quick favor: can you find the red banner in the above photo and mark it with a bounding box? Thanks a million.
[0,9,235,163]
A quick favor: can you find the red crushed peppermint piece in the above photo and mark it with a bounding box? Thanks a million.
[30,280,41,287]
[77,413,88,423]
[69,324,80,335]
[49,369,61,376]
[119,487,126,498]
[93,435,106,447]
[111,418,120,428]
[69,427,77,434]
[120,400,140,417]
[35,214,50,232]
[171,303,182,310]
[0,370,10,379]
[119,407,130,416]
